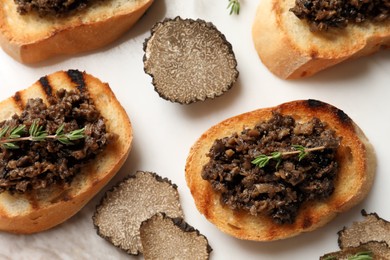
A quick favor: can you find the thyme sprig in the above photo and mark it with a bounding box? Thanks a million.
[324,251,373,260]
[348,251,373,260]
[227,0,240,15]
[251,145,326,169]
[0,120,85,149]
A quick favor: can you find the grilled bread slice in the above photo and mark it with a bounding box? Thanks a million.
[0,70,133,234]
[185,100,376,241]
[252,0,390,79]
[0,0,154,63]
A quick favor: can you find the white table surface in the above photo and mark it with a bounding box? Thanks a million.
[0,0,389,259]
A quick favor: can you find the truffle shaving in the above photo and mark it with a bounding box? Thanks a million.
[143,16,239,104]
[93,171,183,255]
[338,210,390,249]
[140,212,212,260]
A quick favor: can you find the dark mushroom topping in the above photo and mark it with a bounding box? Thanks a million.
[290,0,390,32]
[202,112,340,224]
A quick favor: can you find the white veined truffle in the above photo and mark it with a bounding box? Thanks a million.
[93,171,183,255]
[319,210,390,259]
[338,210,390,249]
[140,212,212,260]
[143,16,239,104]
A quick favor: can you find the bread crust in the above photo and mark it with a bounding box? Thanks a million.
[0,70,133,234]
[252,0,390,79]
[185,100,376,241]
[0,0,154,63]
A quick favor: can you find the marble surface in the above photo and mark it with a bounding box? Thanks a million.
[0,0,389,259]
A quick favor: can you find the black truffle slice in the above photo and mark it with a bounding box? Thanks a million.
[93,171,184,255]
[143,16,239,104]
[338,210,390,249]
[320,241,390,260]
[140,212,212,260]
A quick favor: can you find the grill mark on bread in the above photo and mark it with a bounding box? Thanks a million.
[38,76,53,98]
[302,215,313,229]
[50,190,71,204]
[307,99,325,108]
[227,222,241,230]
[336,109,351,125]
[67,70,86,92]
[307,99,352,125]
[12,91,24,110]
[310,50,318,59]
[26,193,39,210]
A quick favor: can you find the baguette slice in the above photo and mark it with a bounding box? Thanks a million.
[0,70,133,234]
[0,0,154,63]
[252,0,390,79]
[185,100,376,241]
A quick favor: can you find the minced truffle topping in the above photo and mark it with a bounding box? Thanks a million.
[0,89,114,194]
[202,113,340,224]
[290,0,390,32]
[14,0,99,17]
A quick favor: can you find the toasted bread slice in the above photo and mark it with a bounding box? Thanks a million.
[252,0,390,79]
[0,70,133,234]
[0,0,154,63]
[185,100,376,241]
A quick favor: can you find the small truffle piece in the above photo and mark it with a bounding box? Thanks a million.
[143,16,239,104]
[320,241,390,260]
[93,171,184,255]
[338,210,390,249]
[140,212,212,260]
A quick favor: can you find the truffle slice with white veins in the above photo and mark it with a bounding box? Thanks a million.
[143,16,239,104]
[338,210,390,249]
[93,171,183,255]
[140,212,212,260]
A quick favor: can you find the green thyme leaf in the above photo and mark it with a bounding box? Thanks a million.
[251,154,270,168]
[55,123,65,136]
[66,128,85,141]
[0,126,9,138]
[272,152,282,169]
[292,144,308,161]
[252,145,326,168]
[2,142,19,149]
[9,125,26,139]
[29,120,38,136]
[57,137,74,145]
[227,0,240,15]
[251,152,283,169]
[31,132,48,142]
[0,122,86,149]
[348,251,373,260]
[322,256,337,260]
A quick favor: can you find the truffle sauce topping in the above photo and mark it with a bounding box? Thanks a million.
[290,0,390,32]
[202,112,340,224]
[0,89,115,194]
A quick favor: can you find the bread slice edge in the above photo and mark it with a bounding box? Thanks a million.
[185,99,376,241]
[0,70,133,234]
